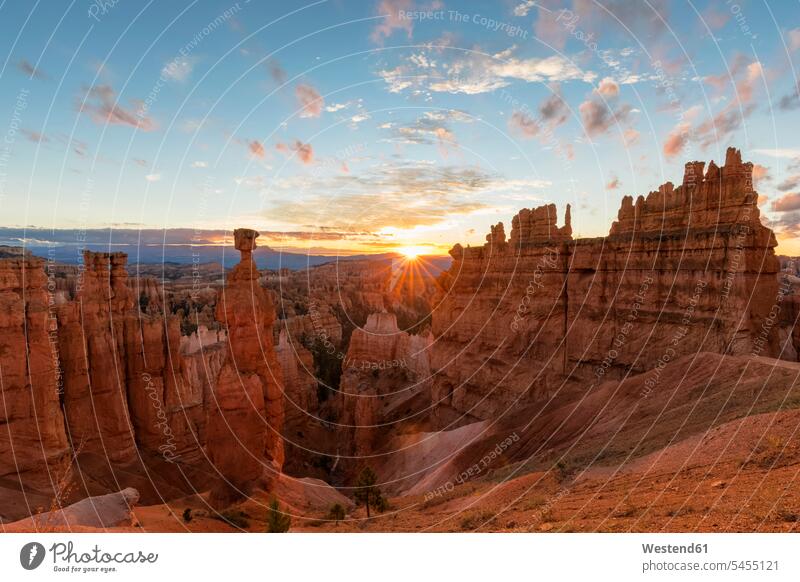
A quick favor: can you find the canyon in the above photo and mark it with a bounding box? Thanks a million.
[1,148,799,532]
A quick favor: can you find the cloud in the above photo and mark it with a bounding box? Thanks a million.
[266,162,493,231]
[606,175,620,190]
[508,111,539,138]
[276,140,314,164]
[325,103,348,113]
[623,128,640,145]
[162,57,196,82]
[789,28,800,51]
[694,103,756,147]
[513,0,537,16]
[386,115,460,156]
[248,140,266,159]
[381,50,595,96]
[296,84,324,118]
[753,148,800,159]
[132,158,148,167]
[702,6,730,30]
[17,59,47,80]
[20,129,48,143]
[752,164,771,185]
[568,0,670,40]
[663,122,691,158]
[539,90,568,127]
[772,192,800,212]
[191,161,208,168]
[145,173,161,182]
[423,109,474,123]
[78,84,156,131]
[371,0,414,44]
[268,59,287,84]
[779,83,800,111]
[579,98,633,137]
[778,175,800,192]
[595,77,619,97]
[533,2,570,50]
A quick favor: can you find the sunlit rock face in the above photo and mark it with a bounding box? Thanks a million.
[0,229,289,510]
[431,148,786,426]
[0,255,70,488]
[207,228,285,506]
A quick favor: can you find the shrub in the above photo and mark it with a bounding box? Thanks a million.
[267,499,292,533]
[182,508,192,523]
[328,503,346,525]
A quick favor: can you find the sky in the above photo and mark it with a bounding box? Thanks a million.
[1,0,800,256]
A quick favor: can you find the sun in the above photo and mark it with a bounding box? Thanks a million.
[398,245,427,259]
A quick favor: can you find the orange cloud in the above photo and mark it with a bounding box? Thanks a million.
[296,83,324,118]
[249,140,266,158]
[78,84,156,131]
[371,0,414,44]
[276,140,314,164]
[508,111,539,138]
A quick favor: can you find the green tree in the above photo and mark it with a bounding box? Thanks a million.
[353,467,385,518]
[266,499,291,533]
[328,503,346,525]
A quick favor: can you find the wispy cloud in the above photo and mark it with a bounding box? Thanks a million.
[248,140,266,159]
[772,192,800,212]
[78,84,156,131]
[508,111,539,138]
[371,0,415,44]
[20,129,48,143]
[296,83,324,118]
[276,140,314,164]
[162,57,196,82]
[266,161,492,231]
[17,59,47,80]
[379,48,595,96]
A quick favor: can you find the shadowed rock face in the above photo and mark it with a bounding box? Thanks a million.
[431,148,787,425]
[0,232,286,510]
[0,256,70,487]
[208,228,285,506]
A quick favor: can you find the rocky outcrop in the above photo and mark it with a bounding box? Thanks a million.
[57,252,138,462]
[207,229,285,506]
[9,487,140,530]
[337,312,433,457]
[0,256,70,487]
[1,232,287,511]
[432,147,785,425]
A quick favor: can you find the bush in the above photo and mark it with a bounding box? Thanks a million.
[267,499,292,533]
[182,508,192,523]
[327,503,346,525]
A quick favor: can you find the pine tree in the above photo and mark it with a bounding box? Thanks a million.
[353,467,385,518]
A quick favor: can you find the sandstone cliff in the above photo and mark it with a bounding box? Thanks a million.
[432,147,786,425]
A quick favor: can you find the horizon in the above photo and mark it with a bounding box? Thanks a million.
[2,2,800,255]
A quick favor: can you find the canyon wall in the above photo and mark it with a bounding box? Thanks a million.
[0,230,285,508]
[432,148,785,425]
[0,256,70,488]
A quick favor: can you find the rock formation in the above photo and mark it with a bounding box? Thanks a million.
[432,147,786,424]
[207,228,285,506]
[0,255,70,487]
[57,252,138,462]
[0,231,287,512]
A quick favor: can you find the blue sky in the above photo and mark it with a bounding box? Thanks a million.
[1,0,800,255]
